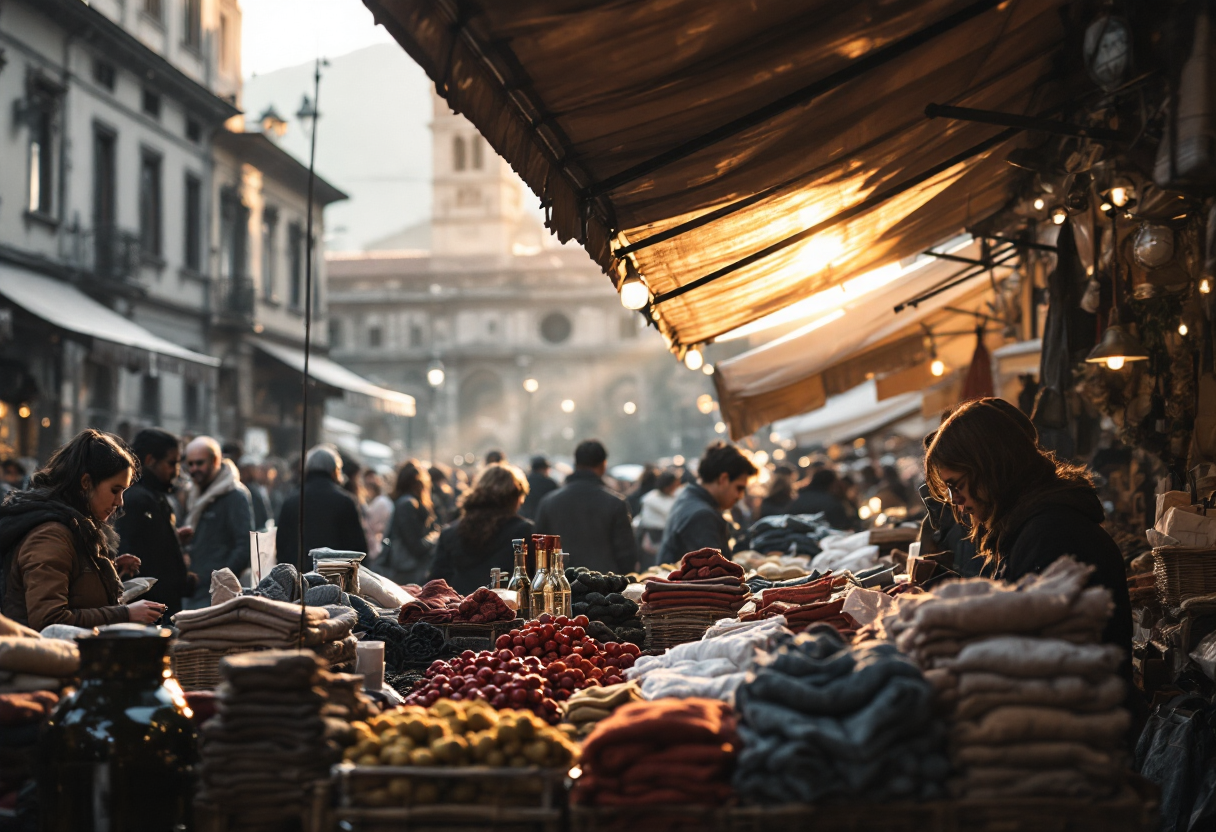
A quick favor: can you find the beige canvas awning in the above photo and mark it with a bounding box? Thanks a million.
[366,0,1074,355]
[253,339,416,417]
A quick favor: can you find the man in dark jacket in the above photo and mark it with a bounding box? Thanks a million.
[659,441,758,565]
[533,440,638,574]
[784,469,857,531]
[520,456,558,520]
[114,429,196,617]
[181,436,254,608]
[276,445,368,566]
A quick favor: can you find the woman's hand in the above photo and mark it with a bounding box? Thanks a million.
[115,554,141,579]
[126,600,167,624]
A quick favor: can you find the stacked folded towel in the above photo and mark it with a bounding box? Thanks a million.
[884,557,1129,798]
[733,624,948,803]
[737,573,857,635]
[197,651,346,829]
[561,680,644,736]
[398,581,515,625]
[172,595,357,664]
[640,549,751,650]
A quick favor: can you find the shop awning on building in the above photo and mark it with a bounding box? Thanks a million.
[253,339,416,417]
[366,0,1071,354]
[771,380,927,449]
[713,241,1011,438]
[0,265,219,381]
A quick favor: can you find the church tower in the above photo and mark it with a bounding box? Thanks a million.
[430,92,524,257]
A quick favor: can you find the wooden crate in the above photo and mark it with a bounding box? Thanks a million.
[309,764,565,832]
[570,804,727,832]
[442,619,525,653]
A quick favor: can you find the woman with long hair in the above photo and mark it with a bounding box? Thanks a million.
[923,398,1131,651]
[381,460,440,586]
[0,430,167,629]
[428,464,531,594]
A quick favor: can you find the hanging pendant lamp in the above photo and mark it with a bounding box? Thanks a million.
[1085,317,1149,371]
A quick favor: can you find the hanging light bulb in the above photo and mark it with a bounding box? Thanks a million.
[930,359,946,377]
[1051,206,1067,225]
[1201,277,1212,294]
[1179,323,1189,336]
[1033,197,1046,211]
[1105,356,1126,370]
[619,274,650,310]
[1085,323,1148,370]
[684,346,704,371]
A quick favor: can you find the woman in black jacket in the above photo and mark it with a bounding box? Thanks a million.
[923,398,1131,655]
[428,464,531,595]
[382,461,440,586]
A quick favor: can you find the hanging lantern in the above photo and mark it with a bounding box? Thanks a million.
[1133,224,1175,269]
[1085,324,1149,370]
[1083,15,1131,92]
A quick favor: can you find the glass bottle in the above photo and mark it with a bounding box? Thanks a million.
[506,538,532,621]
[530,535,554,617]
[544,537,571,619]
[554,551,573,618]
[38,624,197,832]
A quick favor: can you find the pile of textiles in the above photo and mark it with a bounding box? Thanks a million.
[738,573,857,635]
[398,580,515,625]
[172,595,359,667]
[367,620,446,674]
[744,571,821,594]
[0,689,58,817]
[733,624,948,803]
[626,617,789,702]
[561,680,643,736]
[810,531,881,574]
[322,671,380,722]
[885,557,1129,798]
[569,569,644,645]
[571,698,738,807]
[640,549,751,650]
[742,514,836,556]
[197,651,348,829]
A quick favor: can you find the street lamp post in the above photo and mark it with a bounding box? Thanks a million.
[522,377,538,453]
[427,359,445,464]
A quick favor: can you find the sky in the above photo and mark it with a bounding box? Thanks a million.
[241,0,395,78]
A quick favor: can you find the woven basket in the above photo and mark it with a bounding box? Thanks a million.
[170,643,269,691]
[641,610,723,652]
[1152,545,1216,606]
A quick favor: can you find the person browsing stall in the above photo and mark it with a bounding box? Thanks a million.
[658,441,758,565]
[923,398,1131,652]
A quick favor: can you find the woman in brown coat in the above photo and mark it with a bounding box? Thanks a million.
[0,430,165,630]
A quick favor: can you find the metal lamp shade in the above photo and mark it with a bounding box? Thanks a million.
[1084,324,1149,364]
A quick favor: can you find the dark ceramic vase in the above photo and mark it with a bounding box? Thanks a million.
[38,625,198,832]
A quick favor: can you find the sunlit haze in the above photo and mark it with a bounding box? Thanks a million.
[241,0,395,77]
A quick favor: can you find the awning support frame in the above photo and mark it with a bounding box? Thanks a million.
[925,103,1130,143]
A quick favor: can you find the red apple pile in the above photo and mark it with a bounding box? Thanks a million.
[404,613,642,723]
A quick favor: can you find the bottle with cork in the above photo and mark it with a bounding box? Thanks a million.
[529,534,554,617]
[545,535,571,618]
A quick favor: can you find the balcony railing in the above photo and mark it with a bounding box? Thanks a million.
[214,274,256,322]
[60,222,141,282]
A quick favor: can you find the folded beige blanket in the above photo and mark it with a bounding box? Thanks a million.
[945,637,1123,679]
[953,766,1117,798]
[0,636,80,676]
[172,595,327,630]
[954,671,1125,719]
[952,705,1129,747]
[954,741,1123,771]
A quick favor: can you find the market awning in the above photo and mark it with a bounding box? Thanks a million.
[366,0,1072,354]
[771,380,927,449]
[0,265,219,382]
[253,339,416,417]
[714,241,1012,437]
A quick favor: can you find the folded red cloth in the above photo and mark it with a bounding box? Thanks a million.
[780,598,846,622]
[399,579,462,624]
[643,578,749,596]
[667,548,745,581]
[759,578,833,607]
[641,595,748,611]
[454,587,514,624]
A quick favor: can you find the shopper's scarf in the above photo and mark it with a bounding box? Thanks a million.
[184,458,242,529]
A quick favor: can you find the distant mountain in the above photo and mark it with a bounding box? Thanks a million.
[242,43,433,252]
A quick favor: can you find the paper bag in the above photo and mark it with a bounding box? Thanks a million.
[249,524,277,587]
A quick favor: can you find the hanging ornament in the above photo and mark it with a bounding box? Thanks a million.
[1083,15,1131,91]
[1133,223,1175,269]
[1080,278,1102,314]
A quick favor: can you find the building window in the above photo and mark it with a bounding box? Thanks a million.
[93,59,116,91]
[219,189,248,281]
[219,13,232,71]
[140,374,161,422]
[138,151,162,256]
[182,0,202,49]
[471,137,484,170]
[409,323,424,348]
[183,381,200,426]
[93,126,117,276]
[27,98,55,216]
[329,318,343,348]
[142,89,161,119]
[368,326,383,348]
[143,0,162,21]
[288,222,304,308]
[185,119,201,143]
[453,136,466,171]
[261,207,278,300]
[540,312,572,344]
[183,173,202,272]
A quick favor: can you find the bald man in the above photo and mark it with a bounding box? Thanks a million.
[181,436,253,608]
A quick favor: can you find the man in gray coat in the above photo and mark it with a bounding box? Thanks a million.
[533,440,638,574]
[658,441,757,565]
[181,436,254,608]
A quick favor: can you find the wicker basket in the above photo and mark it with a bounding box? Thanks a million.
[1152,545,1216,606]
[170,643,269,691]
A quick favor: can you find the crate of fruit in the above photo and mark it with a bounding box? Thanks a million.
[442,617,524,653]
